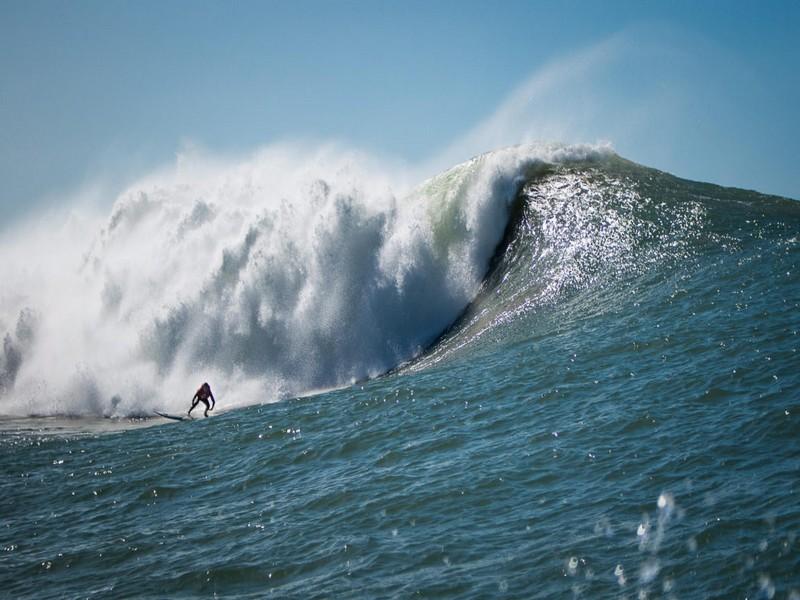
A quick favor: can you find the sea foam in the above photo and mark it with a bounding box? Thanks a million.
[0,142,605,416]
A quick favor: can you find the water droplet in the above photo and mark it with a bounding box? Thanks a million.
[567,556,578,575]
[614,564,626,586]
[639,559,660,584]
[759,575,776,599]
[657,492,674,511]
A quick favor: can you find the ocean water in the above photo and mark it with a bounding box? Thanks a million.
[1,148,799,598]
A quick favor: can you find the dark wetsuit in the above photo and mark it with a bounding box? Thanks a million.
[189,383,215,417]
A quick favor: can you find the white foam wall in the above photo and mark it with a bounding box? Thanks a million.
[0,142,604,416]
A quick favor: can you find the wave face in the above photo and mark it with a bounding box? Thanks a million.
[410,155,800,370]
[0,144,605,416]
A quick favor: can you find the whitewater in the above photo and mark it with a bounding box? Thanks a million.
[1,144,799,598]
[0,143,603,416]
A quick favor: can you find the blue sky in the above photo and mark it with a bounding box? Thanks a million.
[1,0,799,223]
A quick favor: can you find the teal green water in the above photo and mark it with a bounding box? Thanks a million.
[2,157,799,598]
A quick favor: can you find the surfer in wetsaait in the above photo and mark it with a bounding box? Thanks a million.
[188,382,216,417]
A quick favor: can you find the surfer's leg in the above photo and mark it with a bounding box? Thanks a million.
[202,399,210,417]
[188,398,198,416]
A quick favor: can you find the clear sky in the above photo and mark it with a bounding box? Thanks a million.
[1,0,799,224]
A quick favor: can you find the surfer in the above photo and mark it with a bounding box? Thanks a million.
[188,382,216,417]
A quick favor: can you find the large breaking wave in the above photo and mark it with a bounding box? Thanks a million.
[0,143,607,416]
[410,154,800,372]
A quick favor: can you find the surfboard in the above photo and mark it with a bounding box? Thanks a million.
[154,410,194,422]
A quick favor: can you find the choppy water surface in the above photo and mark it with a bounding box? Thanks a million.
[2,153,799,598]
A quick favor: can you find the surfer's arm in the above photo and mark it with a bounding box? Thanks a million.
[210,393,215,409]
